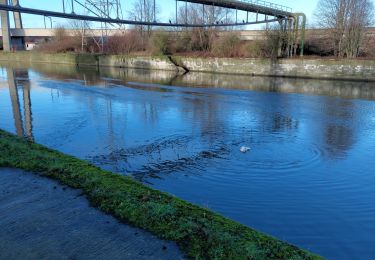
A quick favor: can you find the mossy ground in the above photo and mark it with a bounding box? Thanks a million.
[0,130,323,259]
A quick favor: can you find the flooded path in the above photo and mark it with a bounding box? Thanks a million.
[0,168,183,259]
[1,63,375,259]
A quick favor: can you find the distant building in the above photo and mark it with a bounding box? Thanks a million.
[25,41,37,51]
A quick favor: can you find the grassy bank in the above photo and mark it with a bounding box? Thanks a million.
[0,130,322,259]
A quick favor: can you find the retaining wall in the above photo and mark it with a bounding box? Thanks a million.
[1,52,375,81]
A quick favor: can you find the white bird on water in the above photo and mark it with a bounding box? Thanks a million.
[240,146,251,153]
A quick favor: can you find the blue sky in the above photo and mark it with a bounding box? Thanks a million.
[7,0,356,28]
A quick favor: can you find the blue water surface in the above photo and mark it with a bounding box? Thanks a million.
[0,64,374,259]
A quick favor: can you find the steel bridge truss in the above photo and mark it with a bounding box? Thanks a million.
[0,0,306,55]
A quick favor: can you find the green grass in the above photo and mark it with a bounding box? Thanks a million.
[0,129,323,259]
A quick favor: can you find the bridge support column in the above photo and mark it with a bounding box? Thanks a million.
[0,0,11,52]
[298,14,306,57]
[277,19,283,57]
[7,67,24,137]
[291,13,306,57]
[12,0,23,29]
[277,19,289,58]
[286,18,293,57]
[12,0,24,50]
[293,15,300,57]
[22,72,33,141]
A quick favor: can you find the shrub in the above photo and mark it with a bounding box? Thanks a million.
[149,32,171,55]
[105,30,145,55]
[37,26,82,53]
[54,26,68,42]
[37,36,81,53]
[241,41,266,58]
[361,34,375,57]
[172,32,192,53]
[304,30,334,56]
[190,28,215,52]
[211,33,241,57]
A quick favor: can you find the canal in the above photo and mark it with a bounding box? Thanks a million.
[0,62,374,260]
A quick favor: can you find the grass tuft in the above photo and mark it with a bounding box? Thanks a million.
[0,129,323,259]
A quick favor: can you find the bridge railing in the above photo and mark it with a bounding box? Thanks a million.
[236,0,292,13]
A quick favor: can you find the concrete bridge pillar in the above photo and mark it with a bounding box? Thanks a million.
[0,0,11,51]
[7,67,24,137]
[12,0,23,29]
[12,0,24,50]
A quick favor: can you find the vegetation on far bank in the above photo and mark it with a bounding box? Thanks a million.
[38,27,277,59]
[35,0,375,60]
[0,130,323,259]
[36,25,375,60]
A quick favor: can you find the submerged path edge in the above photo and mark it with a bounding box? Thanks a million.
[0,129,323,259]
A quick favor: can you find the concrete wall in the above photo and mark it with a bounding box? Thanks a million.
[99,55,180,72]
[3,60,375,100]
[1,52,375,81]
[0,52,82,65]
[0,52,183,72]
[177,57,375,81]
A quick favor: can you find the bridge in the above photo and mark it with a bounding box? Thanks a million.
[0,0,306,55]
[0,28,269,40]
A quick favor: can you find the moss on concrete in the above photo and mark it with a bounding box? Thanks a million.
[0,130,323,259]
[0,51,79,65]
[1,52,375,81]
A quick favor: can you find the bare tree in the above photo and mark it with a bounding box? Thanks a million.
[173,3,236,52]
[259,23,292,59]
[68,20,104,53]
[54,26,68,42]
[315,0,374,58]
[176,3,234,26]
[129,0,159,35]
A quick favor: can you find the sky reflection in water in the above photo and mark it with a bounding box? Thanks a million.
[0,64,375,260]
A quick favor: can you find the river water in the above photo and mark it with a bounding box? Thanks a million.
[0,62,374,259]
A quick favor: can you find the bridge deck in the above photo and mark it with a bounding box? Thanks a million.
[177,0,293,18]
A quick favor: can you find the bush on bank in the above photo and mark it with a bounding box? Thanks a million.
[36,28,274,58]
[35,26,375,59]
[0,130,323,259]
